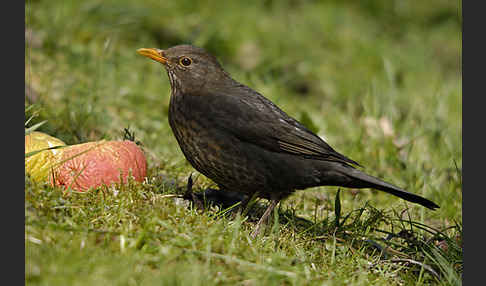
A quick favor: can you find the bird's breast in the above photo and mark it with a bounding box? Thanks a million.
[168,94,217,170]
[167,94,268,192]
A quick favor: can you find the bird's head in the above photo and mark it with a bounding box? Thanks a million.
[137,45,230,94]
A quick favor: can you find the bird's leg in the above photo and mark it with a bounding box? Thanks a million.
[250,198,279,239]
[182,173,204,210]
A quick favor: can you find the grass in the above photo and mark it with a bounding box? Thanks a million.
[25,0,462,285]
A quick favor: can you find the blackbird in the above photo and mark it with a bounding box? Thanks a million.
[137,45,439,237]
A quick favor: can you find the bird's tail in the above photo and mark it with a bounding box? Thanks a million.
[343,167,439,210]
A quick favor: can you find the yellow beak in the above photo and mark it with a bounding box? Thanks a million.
[136,48,167,64]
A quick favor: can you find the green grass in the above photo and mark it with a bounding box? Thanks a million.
[26,0,462,285]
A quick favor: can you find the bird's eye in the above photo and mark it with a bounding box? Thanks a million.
[179,57,192,67]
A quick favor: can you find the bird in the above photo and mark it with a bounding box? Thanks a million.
[137,44,439,238]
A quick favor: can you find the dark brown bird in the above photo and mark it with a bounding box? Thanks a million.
[137,45,439,237]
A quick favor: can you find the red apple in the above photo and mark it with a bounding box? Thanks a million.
[51,140,147,191]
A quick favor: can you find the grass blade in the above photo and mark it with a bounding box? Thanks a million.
[25,120,47,135]
[335,188,341,229]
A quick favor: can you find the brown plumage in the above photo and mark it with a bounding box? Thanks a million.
[137,45,439,237]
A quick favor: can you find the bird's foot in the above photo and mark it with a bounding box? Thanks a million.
[250,198,279,239]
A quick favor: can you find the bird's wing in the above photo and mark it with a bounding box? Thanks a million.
[187,85,361,166]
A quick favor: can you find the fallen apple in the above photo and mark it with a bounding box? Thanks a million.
[51,140,147,191]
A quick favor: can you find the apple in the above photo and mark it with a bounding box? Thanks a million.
[51,140,147,191]
[25,131,66,182]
